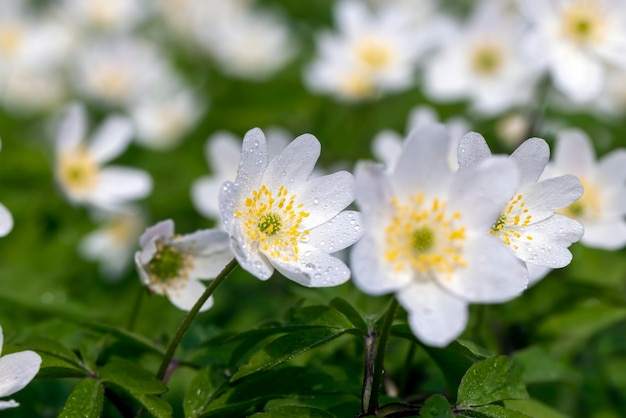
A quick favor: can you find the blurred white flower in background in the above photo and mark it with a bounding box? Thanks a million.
[424,0,539,115]
[58,0,148,33]
[191,128,290,223]
[546,128,626,249]
[135,219,233,311]
[0,325,41,410]
[519,0,626,103]
[79,207,146,281]
[54,104,152,210]
[0,140,13,238]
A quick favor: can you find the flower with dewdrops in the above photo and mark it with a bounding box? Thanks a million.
[192,128,289,223]
[0,324,41,410]
[519,0,626,102]
[351,124,528,347]
[54,104,152,211]
[219,128,364,287]
[134,220,233,312]
[79,207,145,281]
[545,129,626,249]
[458,132,584,283]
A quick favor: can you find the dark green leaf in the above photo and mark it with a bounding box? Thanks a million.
[184,366,227,418]
[419,394,454,418]
[250,405,337,417]
[77,320,166,356]
[19,337,83,367]
[98,357,167,395]
[504,399,568,418]
[59,378,104,418]
[285,305,354,329]
[459,404,531,418]
[232,327,350,381]
[512,346,578,384]
[457,356,528,408]
[330,297,368,333]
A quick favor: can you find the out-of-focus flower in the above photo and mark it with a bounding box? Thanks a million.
[351,124,528,347]
[192,128,289,222]
[131,87,205,150]
[372,106,469,171]
[547,129,626,249]
[519,0,626,102]
[0,325,42,410]
[458,133,584,283]
[0,140,13,238]
[424,0,539,114]
[219,128,364,287]
[134,220,233,311]
[79,208,146,281]
[58,0,148,33]
[54,104,152,210]
[305,0,435,101]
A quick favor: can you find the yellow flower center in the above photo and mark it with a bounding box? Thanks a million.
[146,240,194,294]
[561,0,607,45]
[340,70,376,100]
[559,179,601,221]
[470,42,504,76]
[236,184,310,262]
[57,147,99,195]
[0,25,23,56]
[490,193,534,250]
[385,193,468,280]
[356,38,393,70]
[96,68,130,101]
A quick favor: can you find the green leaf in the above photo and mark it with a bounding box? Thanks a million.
[537,302,626,354]
[512,346,578,384]
[419,394,454,418]
[184,366,227,418]
[285,305,354,329]
[232,327,351,381]
[457,356,528,408]
[504,399,569,418]
[250,405,337,417]
[11,337,88,378]
[59,378,104,418]
[77,320,166,356]
[459,404,531,418]
[330,297,368,333]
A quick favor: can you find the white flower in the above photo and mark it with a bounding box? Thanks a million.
[58,0,147,33]
[424,0,539,114]
[54,104,152,210]
[219,128,364,287]
[351,124,528,347]
[192,128,289,222]
[546,128,626,249]
[519,0,626,102]
[134,220,233,311]
[0,140,13,237]
[0,325,41,410]
[79,208,146,281]
[458,133,584,283]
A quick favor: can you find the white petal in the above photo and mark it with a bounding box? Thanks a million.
[527,264,552,285]
[397,282,468,347]
[457,132,491,169]
[272,244,350,287]
[94,167,152,208]
[0,400,19,410]
[88,116,133,164]
[139,219,173,248]
[172,229,233,279]
[582,218,626,249]
[439,235,528,303]
[229,224,274,280]
[392,124,452,197]
[0,351,41,397]
[350,235,411,295]
[597,149,626,187]
[371,130,404,170]
[0,203,13,237]
[355,161,393,224]
[553,129,596,178]
[235,128,268,198]
[551,47,604,102]
[509,137,549,186]
[263,133,320,191]
[56,103,86,153]
[306,211,364,253]
[520,175,583,222]
[191,177,222,220]
[165,280,214,312]
[205,131,243,178]
[296,171,355,229]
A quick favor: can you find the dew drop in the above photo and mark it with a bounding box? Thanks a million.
[313,198,319,205]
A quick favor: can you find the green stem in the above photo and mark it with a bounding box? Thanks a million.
[127,286,145,332]
[155,258,239,381]
[362,297,399,415]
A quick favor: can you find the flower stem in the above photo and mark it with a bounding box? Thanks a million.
[155,258,239,381]
[127,286,145,332]
[361,297,399,415]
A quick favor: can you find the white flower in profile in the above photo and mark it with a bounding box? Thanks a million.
[519,0,626,102]
[219,128,364,287]
[54,104,152,210]
[191,128,289,222]
[424,0,539,114]
[79,207,146,281]
[134,220,233,311]
[458,133,584,283]
[351,124,528,347]
[546,128,626,249]
[0,325,41,410]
